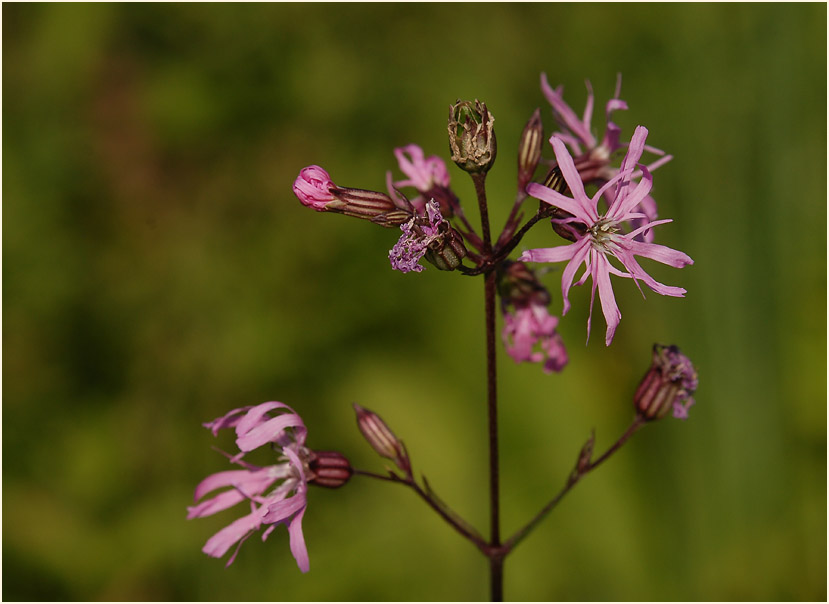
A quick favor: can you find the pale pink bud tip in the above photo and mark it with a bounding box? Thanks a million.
[293,165,337,211]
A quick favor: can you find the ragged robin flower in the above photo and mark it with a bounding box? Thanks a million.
[540,74,672,242]
[188,402,350,572]
[519,126,693,346]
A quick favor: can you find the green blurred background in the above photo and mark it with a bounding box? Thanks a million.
[3,3,826,601]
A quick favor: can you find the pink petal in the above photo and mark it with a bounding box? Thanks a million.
[582,79,595,132]
[236,413,305,452]
[610,165,654,220]
[235,401,295,438]
[549,137,596,221]
[192,469,268,502]
[188,489,246,519]
[262,492,306,525]
[558,238,592,316]
[613,246,688,297]
[288,507,310,573]
[202,508,263,560]
[203,406,253,436]
[518,243,579,264]
[625,237,694,268]
[593,254,621,346]
[526,182,593,223]
[540,73,595,147]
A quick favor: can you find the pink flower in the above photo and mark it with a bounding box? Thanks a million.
[393,144,451,192]
[502,301,568,373]
[540,74,672,242]
[519,126,693,346]
[293,165,337,211]
[188,402,311,572]
[390,144,457,216]
[540,73,628,173]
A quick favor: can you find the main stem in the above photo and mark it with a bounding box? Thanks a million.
[473,172,503,602]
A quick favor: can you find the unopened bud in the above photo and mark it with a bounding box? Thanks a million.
[497,260,550,307]
[308,450,353,488]
[634,344,698,421]
[353,403,410,473]
[448,100,496,173]
[293,165,411,227]
[517,108,543,191]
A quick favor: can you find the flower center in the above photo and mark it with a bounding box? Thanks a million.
[588,217,619,250]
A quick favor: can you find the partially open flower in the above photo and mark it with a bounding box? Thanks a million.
[293,165,411,227]
[634,344,698,420]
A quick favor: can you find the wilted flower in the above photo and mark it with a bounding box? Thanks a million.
[448,100,497,173]
[634,344,698,420]
[389,199,466,273]
[519,126,693,346]
[187,402,312,571]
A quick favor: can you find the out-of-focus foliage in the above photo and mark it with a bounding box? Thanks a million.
[3,4,825,601]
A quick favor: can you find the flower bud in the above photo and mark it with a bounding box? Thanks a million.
[353,403,410,473]
[293,165,338,211]
[448,100,496,173]
[293,165,411,227]
[308,450,353,489]
[634,344,698,421]
[517,108,543,192]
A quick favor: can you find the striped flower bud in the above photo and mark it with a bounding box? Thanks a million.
[353,403,410,473]
[517,108,543,192]
[308,450,353,489]
[293,165,411,227]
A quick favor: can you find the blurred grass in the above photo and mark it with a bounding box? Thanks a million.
[3,3,826,601]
